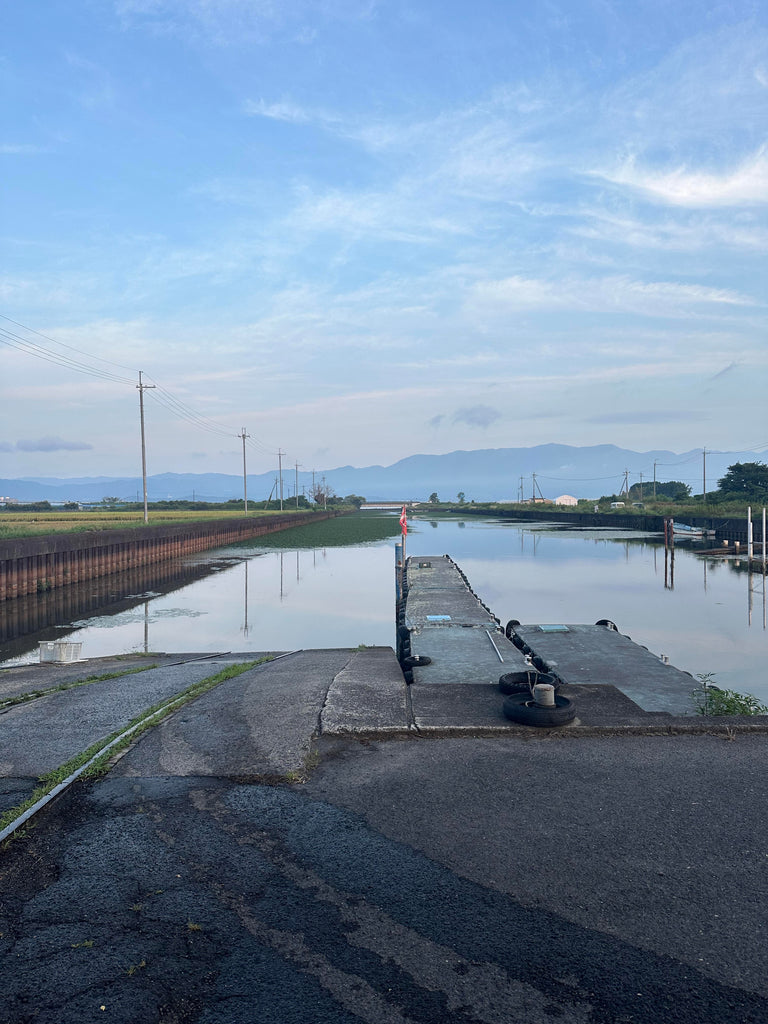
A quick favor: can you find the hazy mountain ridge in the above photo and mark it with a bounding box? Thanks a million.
[0,444,758,503]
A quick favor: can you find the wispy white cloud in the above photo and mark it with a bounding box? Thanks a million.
[116,0,377,46]
[568,209,768,252]
[243,98,319,125]
[596,147,768,208]
[466,274,758,317]
[0,144,48,155]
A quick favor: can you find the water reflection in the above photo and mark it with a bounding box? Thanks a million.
[1,514,766,702]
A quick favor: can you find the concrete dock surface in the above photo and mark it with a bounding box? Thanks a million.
[1,648,768,1023]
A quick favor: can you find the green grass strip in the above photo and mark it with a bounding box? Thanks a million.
[0,664,159,712]
[0,657,269,842]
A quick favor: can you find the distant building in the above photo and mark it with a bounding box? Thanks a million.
[554,494,578,506]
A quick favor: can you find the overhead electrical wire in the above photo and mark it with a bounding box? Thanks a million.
[1,313,285,460]
[0,313,137,376]
[0,325,135,385]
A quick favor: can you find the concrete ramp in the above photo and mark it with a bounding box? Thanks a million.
[320,647,409,735]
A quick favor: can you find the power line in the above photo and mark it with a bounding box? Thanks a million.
[1,313,284,455]
[0,325,135,385]
[0,313,137,374]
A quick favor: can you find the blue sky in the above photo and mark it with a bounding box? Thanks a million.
[2,0,767,479]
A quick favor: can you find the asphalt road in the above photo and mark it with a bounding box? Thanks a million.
[1,730,767,1024]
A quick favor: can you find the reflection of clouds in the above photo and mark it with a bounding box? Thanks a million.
[71,608,206,628]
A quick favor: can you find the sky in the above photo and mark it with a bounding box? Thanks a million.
[1,0,767,480]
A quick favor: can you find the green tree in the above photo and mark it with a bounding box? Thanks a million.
[456,491,466,504]
[428,492,439,504]
[343,494,366,508]
[629,480,690,501]
[717,462,768,500]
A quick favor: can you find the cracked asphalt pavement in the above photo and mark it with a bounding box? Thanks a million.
[1,650,767,1023]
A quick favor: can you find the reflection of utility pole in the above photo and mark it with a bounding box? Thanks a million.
[137,371,156,524]
[239,427,249,514]
[278,450,284,510]
[242,560,250,636]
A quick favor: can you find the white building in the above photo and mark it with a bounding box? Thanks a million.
[554,494,578,506]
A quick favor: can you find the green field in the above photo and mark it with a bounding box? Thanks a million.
[0,509,320,541]
[238,510,401,549]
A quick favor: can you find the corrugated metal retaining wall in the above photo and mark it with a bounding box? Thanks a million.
[450,507,766,543]
[0,512,338,601]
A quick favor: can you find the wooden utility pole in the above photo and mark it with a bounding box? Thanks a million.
[703,448,707,503]
[136,371,156,524]
[239,428,249,513]
[653,460,657,500]
[295,462,300,509]
[278,450,284,510]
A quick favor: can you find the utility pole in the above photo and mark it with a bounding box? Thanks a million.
[639,472,643,501]
[278,450,284,511]
[312,469,316,504]
[703,448,707,503]
[519,475,524,503]
[622,469,629,498]
[238,428,249,514]
[653,460,657,501]
[531,473,536,502]
[136,371,156,524]
[295,462,300,509]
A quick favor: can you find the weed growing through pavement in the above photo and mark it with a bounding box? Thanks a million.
[0,664,158,713]
[691,673,768,716]
[0,658,270,840]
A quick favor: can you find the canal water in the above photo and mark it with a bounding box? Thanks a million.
[2,512,766,704]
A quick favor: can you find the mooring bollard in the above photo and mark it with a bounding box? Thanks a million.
[532,683,556,707]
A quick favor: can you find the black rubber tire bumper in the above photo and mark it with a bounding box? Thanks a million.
[498,670,559,695]
[402,655,432,668]
[502,693,576,727]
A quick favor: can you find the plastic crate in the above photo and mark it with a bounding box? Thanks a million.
[53,641,82,663]
[39,641,58,663]
[39,641,83,663]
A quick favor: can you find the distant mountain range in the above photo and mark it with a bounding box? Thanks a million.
[0,444,761,504]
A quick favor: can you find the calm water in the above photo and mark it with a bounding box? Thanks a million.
[3,513,767,702]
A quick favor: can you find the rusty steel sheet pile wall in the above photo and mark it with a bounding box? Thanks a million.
[452,507,765,543]
[0,512,337,601]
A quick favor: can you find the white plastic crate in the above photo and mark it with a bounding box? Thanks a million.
[53,641,82,663]
[39,641,83,663]
[39,641,57,663]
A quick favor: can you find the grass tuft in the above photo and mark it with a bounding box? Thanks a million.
[0,658,269,839]
[691,673,768,716]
